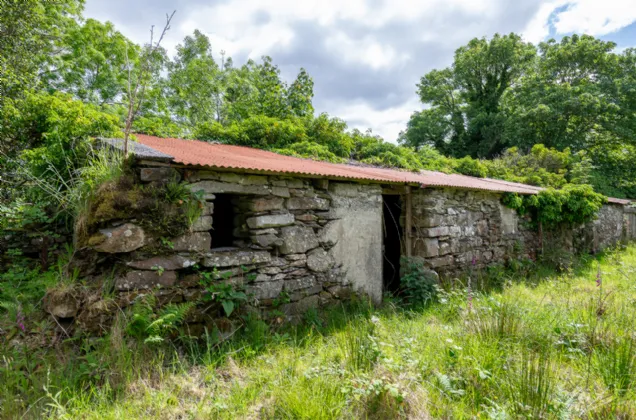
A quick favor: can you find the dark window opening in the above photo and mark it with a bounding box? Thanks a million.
[211,194,236,248]
[383,195,403,293]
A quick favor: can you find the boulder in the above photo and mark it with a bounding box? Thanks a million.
[44,289,80,318]
[115,270,177,290]
[286,197,330,211]
[92,223,146,253]
[127,255,198,270]
[279,225,319,254]
[202,249,271,268]
[246,213,294,229]
[172,232,211,252]
[306,248,335,272]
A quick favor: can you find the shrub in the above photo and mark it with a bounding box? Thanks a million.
[399,256,439,306]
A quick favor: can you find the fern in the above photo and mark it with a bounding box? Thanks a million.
[126,295,194,344]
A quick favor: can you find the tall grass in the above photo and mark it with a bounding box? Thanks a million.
[3,246,636,418]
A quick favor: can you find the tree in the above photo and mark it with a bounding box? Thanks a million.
[503,35,623,151]
[0,0,83,104]
[122,11,175,157]
[167,29,220,126]
[42,18,138,104]
[408,33,536,158]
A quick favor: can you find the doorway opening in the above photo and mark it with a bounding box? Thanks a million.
[210,194,236,248]
[382,194,403,293]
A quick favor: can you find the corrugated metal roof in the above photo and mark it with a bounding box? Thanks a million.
[128,134,631,203]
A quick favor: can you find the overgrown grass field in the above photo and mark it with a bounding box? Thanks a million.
[3,246,636,418]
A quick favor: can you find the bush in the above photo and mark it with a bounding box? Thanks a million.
[399,256,439,306]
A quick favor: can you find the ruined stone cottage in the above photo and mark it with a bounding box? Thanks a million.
[74,134,633,329]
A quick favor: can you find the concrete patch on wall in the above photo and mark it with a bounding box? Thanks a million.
[326,183,383,303]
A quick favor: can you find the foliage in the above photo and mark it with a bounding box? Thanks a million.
[126,295,194,344]
[399,256,439,306]
[200,275,248,317]
[502,184,607,229]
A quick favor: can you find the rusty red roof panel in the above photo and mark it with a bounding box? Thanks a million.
[132,134,630,202]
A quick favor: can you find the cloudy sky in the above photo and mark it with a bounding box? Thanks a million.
[84,0,636,142]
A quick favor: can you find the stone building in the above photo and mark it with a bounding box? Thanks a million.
[80,134,633,326]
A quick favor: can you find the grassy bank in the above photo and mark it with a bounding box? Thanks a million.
[2,246,636,418]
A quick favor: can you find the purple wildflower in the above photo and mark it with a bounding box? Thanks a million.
[472,255,476,266]
[596,264,602,288]
[467,278,473,311]
[16,310,25,332]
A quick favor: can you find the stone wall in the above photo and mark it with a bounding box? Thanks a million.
[409,188,630,276]
[409,188,539,275]
[72,165,383,333]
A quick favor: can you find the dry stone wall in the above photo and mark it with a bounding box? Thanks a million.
[76,165,382,333]
[409,188,540,275]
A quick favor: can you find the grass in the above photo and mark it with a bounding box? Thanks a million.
[2,245,636,418]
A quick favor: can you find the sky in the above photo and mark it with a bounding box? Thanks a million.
[84,0,636,143]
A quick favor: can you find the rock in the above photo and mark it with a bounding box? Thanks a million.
[327,285,352,299]
[127,255,198,270]
[285,253,307,261]
[201,202,215,215]
[286,197,330,211]
[92,223,146,253]
[202,249,271,268]
[415,238,439,258]
[279,225,319,254]
[427,255,454,268]
[247,197,285,212]
[246,280,284,300]
[251,234,283,248]
[246,213,295,229]
[44,289,80,318]
[415,214,445,228]
[259,266,282,275]
[251,228,278,236]
[191,215,213,232]
[271,187,290,198]
[284,275,317,291]
[280,295,320,315]
[115,270,177,290]
[140,167,181,183]
[313,179,329,190]
[187,181,270,197]
[295,213,318,222]
[286,179,305,188]
[306,248,335,272]
[172,232,211,252]
[421,226,450,237]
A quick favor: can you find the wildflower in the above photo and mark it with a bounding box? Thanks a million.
[472,255,476,266]
[596,263,602,288]
[16,310,25,332]
[467,278,473,311]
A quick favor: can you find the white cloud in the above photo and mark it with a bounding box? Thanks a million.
[553,0,636,35]
[327,98,424,142]
[523,0,636,43]
[84,0,636,145]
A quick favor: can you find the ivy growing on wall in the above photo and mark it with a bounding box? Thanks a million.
[502,184,607,230]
